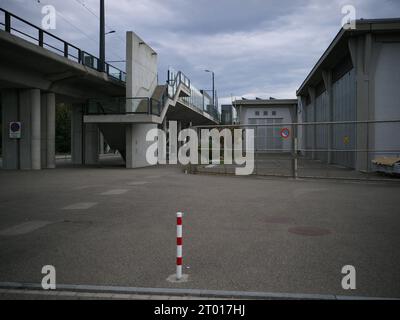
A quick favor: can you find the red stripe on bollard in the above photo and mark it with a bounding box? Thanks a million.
[176,212,183,280]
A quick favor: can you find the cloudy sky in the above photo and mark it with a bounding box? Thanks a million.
[2,0,400,105]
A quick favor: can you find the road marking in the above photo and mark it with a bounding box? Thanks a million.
[74,185,103,190]
[101,189,128,195]
[62,203,97,210]
[0,221,52,236]
[145,175,163,179]
[127,181,149,186]
[0,282,397,300]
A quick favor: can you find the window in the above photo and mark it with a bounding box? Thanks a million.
[255,111,260,116]
[263,111,268,116]
[272,111,277,116]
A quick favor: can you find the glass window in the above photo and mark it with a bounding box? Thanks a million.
[264,111,268,116]
[272,111,277,116]
[255,111,260,116]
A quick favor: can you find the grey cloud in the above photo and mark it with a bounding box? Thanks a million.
[2,0,400,104]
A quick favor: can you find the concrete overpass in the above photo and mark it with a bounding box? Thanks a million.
[0,8,220,170]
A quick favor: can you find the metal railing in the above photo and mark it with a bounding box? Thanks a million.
[86,96,164,116]
[167,68,221,122]
[0,8,126,83]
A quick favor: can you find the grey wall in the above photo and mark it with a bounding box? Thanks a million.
[373,42,400,159]
[126,32,158,104]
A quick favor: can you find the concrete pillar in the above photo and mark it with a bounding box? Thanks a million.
[84,124,99,165]
[349,34,375,172]
[71,104,83,165]
[30,89,41,170]
[1,89,19,170]
[1,89,44,170]
[41,92,56,169]
[99,131,105,155]
[307,87,317,160]
[298,95,307,156]
[126,123,157,168]
[322,70,333,164]
[71,104,99,165]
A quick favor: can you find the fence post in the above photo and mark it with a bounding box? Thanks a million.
[176,212,183,280]
[64,43,68,58]
[5,11,11,32]
[293,137,298,179]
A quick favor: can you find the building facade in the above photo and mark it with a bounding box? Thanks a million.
[297,19,400,172]
[233,99,298,153]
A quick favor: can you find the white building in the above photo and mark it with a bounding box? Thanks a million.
[233,99,298,152]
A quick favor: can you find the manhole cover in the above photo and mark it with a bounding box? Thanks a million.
[265,217,294,224]
[288,226,331,237]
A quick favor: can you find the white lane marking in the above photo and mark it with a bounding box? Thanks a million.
[145,175,163,179]
[62,203,98,210]
[127,181,149,186]
[74,185,103,190]
[0,221,52,236]
[101,189,128,195]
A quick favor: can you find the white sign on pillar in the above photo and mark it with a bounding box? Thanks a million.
[9,122,22,139]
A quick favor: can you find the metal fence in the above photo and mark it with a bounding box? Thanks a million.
[191,119,400,181]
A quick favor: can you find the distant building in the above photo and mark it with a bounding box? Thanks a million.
[297,18,400,172]
[233,98,298,152]
[221,104,234,125]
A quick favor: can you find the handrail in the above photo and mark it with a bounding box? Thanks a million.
[85,97,163,116]
[0,8,126,83]
[167,67,220,122]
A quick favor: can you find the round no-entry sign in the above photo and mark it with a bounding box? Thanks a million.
[280,128,290,139]
[9,122,22,139]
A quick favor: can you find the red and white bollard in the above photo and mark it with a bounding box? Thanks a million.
[176,212,183,280]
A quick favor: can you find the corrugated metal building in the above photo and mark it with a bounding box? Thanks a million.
[297,18,400,172]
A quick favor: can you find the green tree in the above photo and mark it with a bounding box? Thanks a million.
[55,104,71,154]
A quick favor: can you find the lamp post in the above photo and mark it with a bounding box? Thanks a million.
[99,0,105,72]
[205,69,215,107]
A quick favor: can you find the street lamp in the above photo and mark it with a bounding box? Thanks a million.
[99,0,105,72]
[105,30,116,35]
[205,69,215,107]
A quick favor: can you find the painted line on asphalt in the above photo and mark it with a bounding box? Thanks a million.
[62,202,98,210]
[127,181,150,186]
[0,221,53,236]
[101,189,129,195]
[0,282,397,300]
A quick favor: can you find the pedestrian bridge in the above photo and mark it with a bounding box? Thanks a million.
[0,8,220,170]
